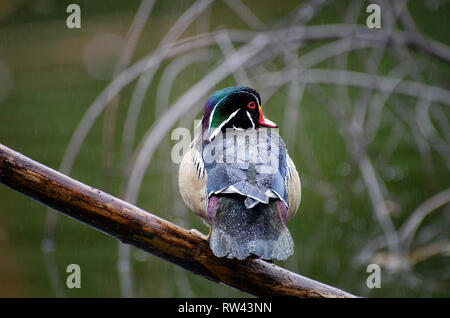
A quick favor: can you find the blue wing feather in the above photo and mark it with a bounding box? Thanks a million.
[203,129,289,209]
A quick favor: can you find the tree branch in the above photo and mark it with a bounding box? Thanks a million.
[0,144,356,298]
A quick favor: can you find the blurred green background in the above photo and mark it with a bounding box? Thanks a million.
[0,0,449,297]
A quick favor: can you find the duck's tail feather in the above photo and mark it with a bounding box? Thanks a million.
[209,195,294,261]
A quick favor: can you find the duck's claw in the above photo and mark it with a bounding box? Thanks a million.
[188,228,208,240]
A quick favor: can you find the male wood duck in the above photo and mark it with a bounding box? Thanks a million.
[179,87,301,261]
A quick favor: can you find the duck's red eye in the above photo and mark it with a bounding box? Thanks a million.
[247,101,256,109]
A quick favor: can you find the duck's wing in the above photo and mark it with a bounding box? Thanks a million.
[203,129,292,219]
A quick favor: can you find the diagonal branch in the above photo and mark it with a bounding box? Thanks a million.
[0,143,355,298]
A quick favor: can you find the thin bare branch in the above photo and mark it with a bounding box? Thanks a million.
[260,69,450,106]
[224,0,265,30]
[216,32,252,86]
[357,153,401,260]
[357,188,450,264]
[400,188,450,252]
[121,0,215,165]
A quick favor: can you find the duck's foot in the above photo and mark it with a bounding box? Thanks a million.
[188,228,208,241]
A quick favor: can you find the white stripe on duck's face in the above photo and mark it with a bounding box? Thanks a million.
[205,90,269,142]
[208,108,241,141]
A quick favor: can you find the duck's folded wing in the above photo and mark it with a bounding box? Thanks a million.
[204,131,291,213]
[179,131,301,225]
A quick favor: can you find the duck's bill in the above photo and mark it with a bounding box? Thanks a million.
[258,105,277,128]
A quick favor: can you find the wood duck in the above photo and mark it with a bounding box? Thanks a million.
[179,87,301,261]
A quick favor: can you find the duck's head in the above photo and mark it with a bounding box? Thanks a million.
[201,86,277,142]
